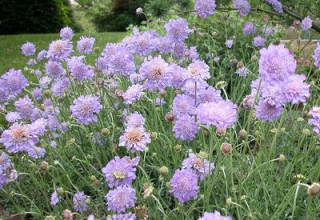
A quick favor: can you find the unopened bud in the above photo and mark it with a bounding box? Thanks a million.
[174,145,182,152]
[279,154,286,162]
[45,216,55,220]
[159,166,169,176]
[216,128,226,136]
[43,89,51,97]
[40,161,49,171]
[151,132,157,140]
[303,128,311,136]
[307,183,320,197]
[165,112,175,122]
[220,143,232,155]
[101,128,110,137]
[239,129,248,140]
[226,197,232,206]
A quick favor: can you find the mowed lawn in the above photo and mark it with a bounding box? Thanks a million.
[0,32,127,74]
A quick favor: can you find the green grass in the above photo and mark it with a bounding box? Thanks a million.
[0,32,127,74]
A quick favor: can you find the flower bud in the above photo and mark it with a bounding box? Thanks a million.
[63,209,72,219]
[220,143,232,155]
[40,161,49,171]
[279,154,286,162]
[216,128,226,137]
[43,89,51,97]
[101,128,110,137]
[302,128,311,136]
[307,183,320,196]
[165,112,175,122]
[85,198,91,204]
[159,166,169,176]
[151,132,157,140]
[45,216,55,220]
[202,129,209,137]
[174,145,182,152]
[239,129,248,140]
[251,55,258,62]
[226,197,232,206]
[237,61,244,68]
[198,151,208,159]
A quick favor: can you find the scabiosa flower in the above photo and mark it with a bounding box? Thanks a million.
[167,63,188,88]
[70,95,102,125]
[60,27,74,40]
[102,156,140,188]
[282,74,310,104]
[198,211,232,220]
[172,94,195,116]
[0,152,11,173]
[196,100,238,129]
[259,44,296,82]
[188,46,200,61]
[170,168,199,203]
[195,0,216,18]
[186,60,210,81]
[243,94,255,109]
[50,190,59,206]
[139,56,170,91]
[234,0,251,16]
[308,107,320,136]
[182,79,209,96]
[263,27,274,36]
[197,86,222,104]
[123,84,144,105]
[14,96,34,119]
[136,7,143,15]
[173,115,199,141]
[253,36,266,47]
[225,40,234,48]
[235,66,250,77]
[47,39,73,61]
[301,16,312,31]
[264,0,283,13]
[107,213,136,220]
[5,112,21,123]
[27,59,37,66]
[164,18,193,42]
[119,127,151,153]
[173,42,188,58]
[63,209,73,219]
[67,57,94,81]
[243,22,256,35]
[37,50,47,61]
[21,42,36,56]
[0,69,28,98]
[39,76,52,89]
[73,191,89,213]
[182,153,215,180]
[77,36,95,54]
[313,43,320,69]
[51,77,70,97]
[32,88,42,100]
[106,185,136,213]
[256,98,283,122]
[128,29,156,56]
[125,113,145,128]
[45,61,65,78]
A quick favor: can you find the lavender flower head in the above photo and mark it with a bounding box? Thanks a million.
[264,0,283,13]
[67,57,94,81]
[313,43,320,69]
[198,211,232,220]
[108,213,136,220]
[281,74,310,104]
[45,61,65,78]
[73,191,89,213]
[119,126,151,153]
[47,39,73,61]
[164,18,193,42]
[5,112,21,123]
[253,36,266,47]
[234,0,251,16]
[196,100,238,129]
[125,113,145,128]
[37,50,47,61]
[50,190,59,206]
[14,96,34,119]
[263,27,273,36]
[102,156,140,188]
[77,36,95,54]
[172,94,195,117]
[301,16,312,31]
[256,98,283,122]
[106,185,136,213]
[51,77,70,97]
[225,40,234,48]
[60,27,74,40]
[167,63,188,88]
[70,95,102,125]
[243,22,256,35]
[123,84,144,105]
[0,69,28,98]
[195,0,216,18]
[186,60,210,81]
[136,7,143,15]
[170,168,199,203]
[308,107,320,136]
[182,153,215,180]
[21,42,36,56]
[173,115,199,141]
[235,66,250,77]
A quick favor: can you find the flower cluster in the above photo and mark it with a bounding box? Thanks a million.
[308,107,320,136]
[234,0,251,16]
[195,0,216,18]
[0,152,18,189]
[263,0,283,13]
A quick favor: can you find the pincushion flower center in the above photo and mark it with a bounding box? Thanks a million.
[53,42,65,52]
[113,170,126,179]
[192,158,204,170]
[11,127,29,143]
[126,129,143,143]
[150,65,164,79]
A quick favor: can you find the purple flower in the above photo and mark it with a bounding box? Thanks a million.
[259,44,296,82]
[225,40,234,48]
[188,46,200,61]
[281,74,310,104]
[172,94,195,117]
[195,0,216,18]
[51,77,70,97]
[198,211,232,220]
[170,168,199,203]
[167,63,188,88]
[119,127,150,153]
[39,76,52,89]
[106,185,136,213]
[0,152,11,173]
[60,27,74,40]
[32,88,42,100]
[21,42,36,56]
[173,115,199,141]
[139,56,170,91]
[187,60,210,81]
[196,100,238,129]
[136,7,143,15]
[77,36,95,54]
[70,95,102,125]
[313,43,320,69]
[0,69,28,98]
[102,156,140,188]
[197,86,222,104]
[263,27,273,36]
[37,50,47,61]
[45,61,65,78]
[234,0,251,16]
[173,42,188,58]
[125,113,145,128]
[47,39,73,61]
[263,0,283,13]
[5,112,21,123]
[128,29,156,56]
[73,191,89,213]
[123,84,144,105]
[243,22,256,35]
[182,153,215,180]
[235,66,250,77]
[107,213,136,220]
[253,36,266,47]
[67,57,94,81]
[308,107,320,136]
[301,16,312,31]
[256,98,283,122]
[182,79,209,96]
[155,36,174,54]
[14,96,34,119]
[50,190,59,206]
[165,18,193,42]
[27,59,37,66]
